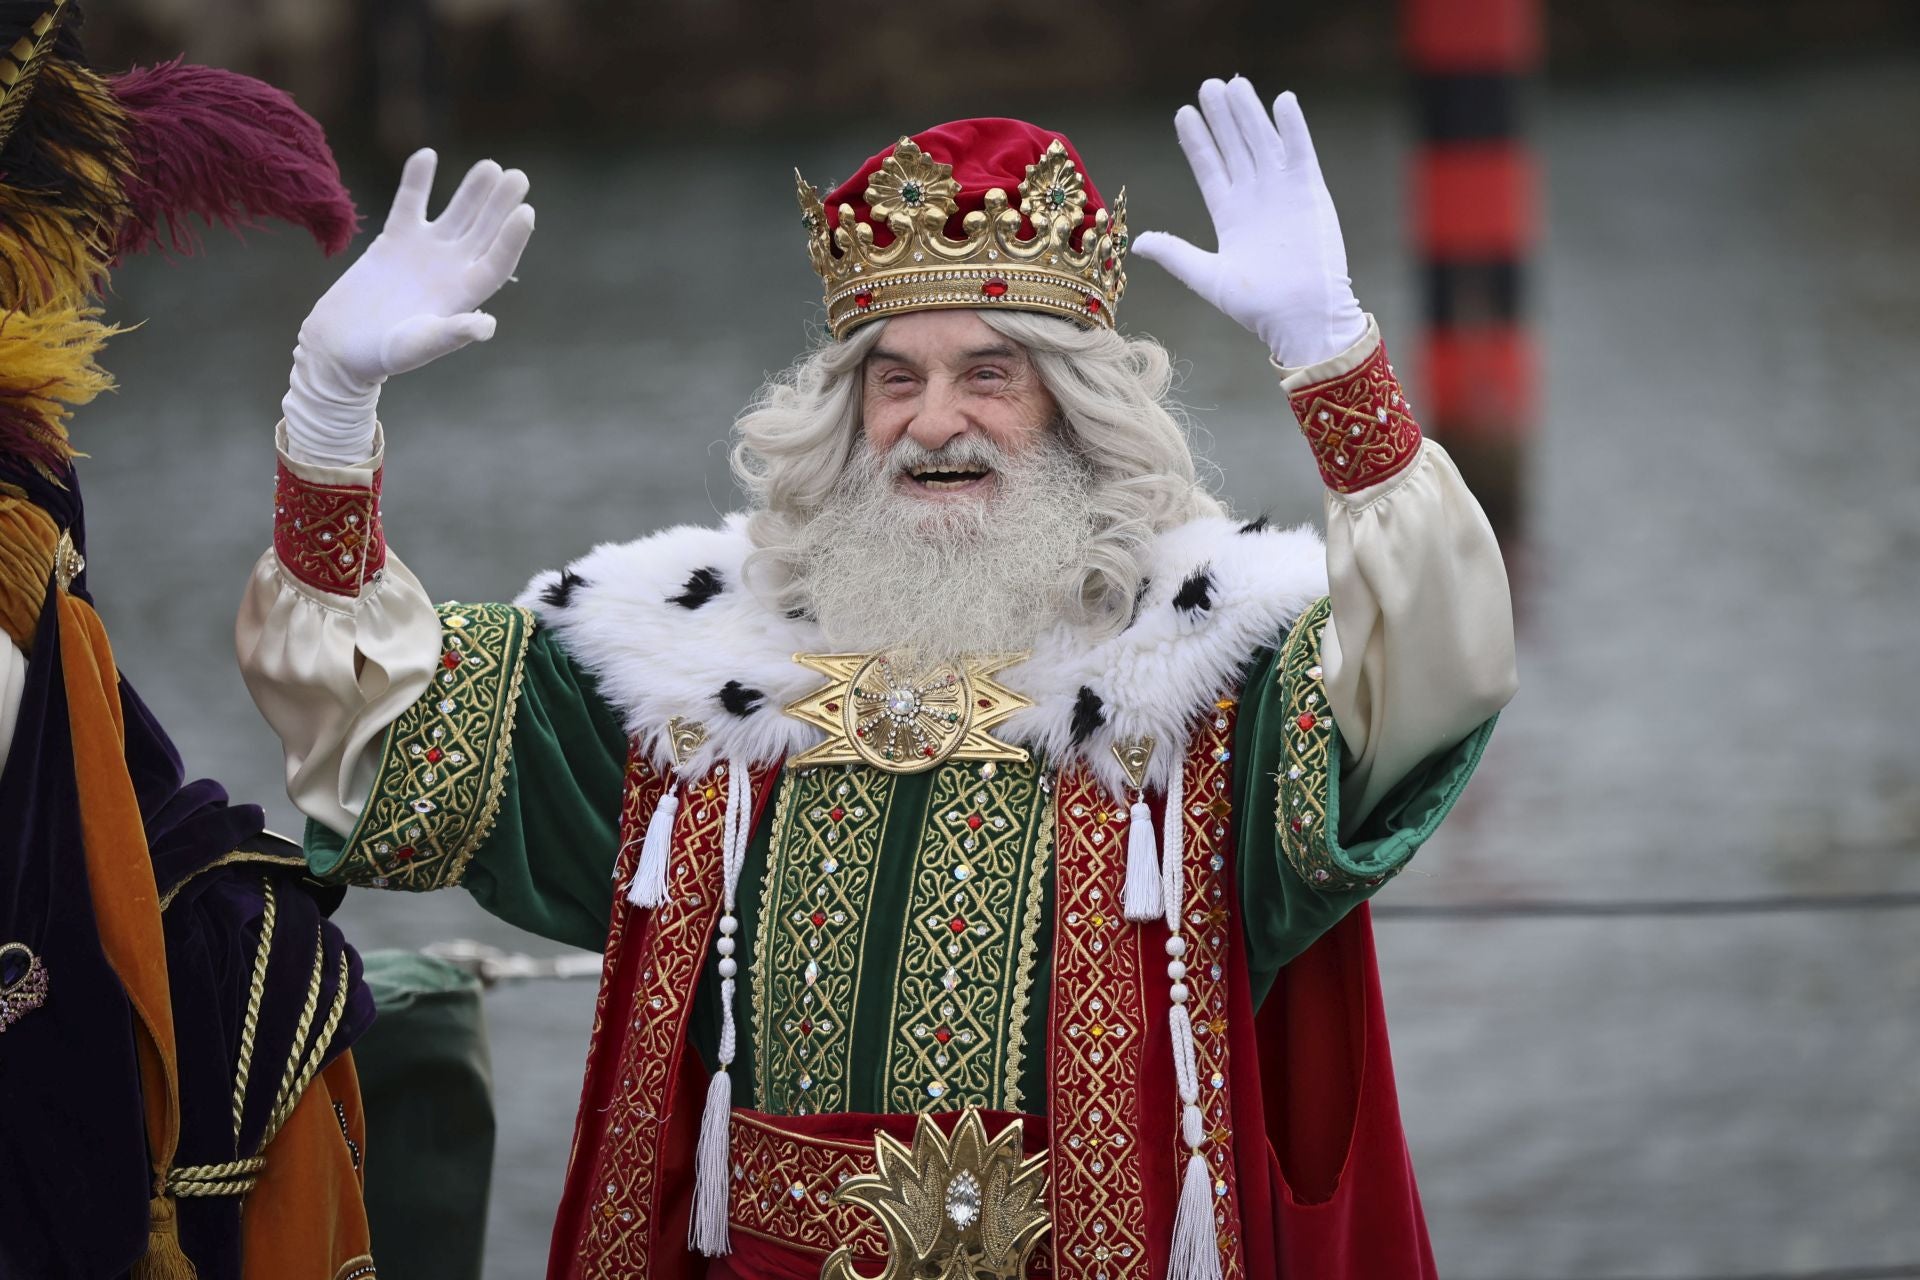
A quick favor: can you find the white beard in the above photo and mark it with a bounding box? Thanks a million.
[795,432,1097,659]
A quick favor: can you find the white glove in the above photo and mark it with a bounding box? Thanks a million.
[282,149,536,466]
[1132,78,1367,370]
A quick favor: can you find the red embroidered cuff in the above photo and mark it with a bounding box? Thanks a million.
[1287,341,1423,493]
[272,460,385,596]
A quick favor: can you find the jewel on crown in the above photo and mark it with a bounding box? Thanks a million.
[797,136,1129,339]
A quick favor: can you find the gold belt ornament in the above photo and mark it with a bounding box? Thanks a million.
[785,651,1031,775]
[822,1109,1049,1280]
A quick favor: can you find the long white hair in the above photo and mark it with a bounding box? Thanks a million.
[731,310,1225,637]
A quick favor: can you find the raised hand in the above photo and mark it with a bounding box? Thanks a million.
[300,149,536,384]
[1132,78,1366,369]
[283,150,535,466]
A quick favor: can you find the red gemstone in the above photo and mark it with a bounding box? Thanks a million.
[949,916,967,934]
[855,290,873,308]
[824,702,839,713]
[976,698,991,709]
[1103,257,1116,272]
[799,1018,814,1036]
[921,746,936,757]
[1085,295,1103,314]
[966,814,983,831]
[810,910,827,928]
[393,845,417,862]
[1288,818,1303,834]
[981,278,1008,298]
[829,806,845,823]
[1296,713,1318,731]
[934,1026,953,1044]
[425,747,443,764]
[442,651,461,669]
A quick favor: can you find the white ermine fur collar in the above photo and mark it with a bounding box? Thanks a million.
[516,512,1326,796]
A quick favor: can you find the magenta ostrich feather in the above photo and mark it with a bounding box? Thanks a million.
[109,58,358,258]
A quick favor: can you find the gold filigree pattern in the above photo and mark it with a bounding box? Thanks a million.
[1288,341,1423,493]
[727,1110,889,1261]
[571,760,770,1278]
[322,603,528,890]
[272,459,386,597]
[1176,702,1248,1279]
[1276,598,1379,892]
[824,1110,1050,1280]
[755,765,897,1114]
[1046,766,1150,1279]
[798,136,1130,338]
[883,761,1052,1113]
[786,651,1032,775]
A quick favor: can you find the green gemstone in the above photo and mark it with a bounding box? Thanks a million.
[1115,233,1130,250]
[1048,186,1067,208]
[902,182,923,206]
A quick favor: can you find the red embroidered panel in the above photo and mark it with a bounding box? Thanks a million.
[569,758,773,1279]
[272,460,386,596]
[1175,702,1249,1280]
[726,1111,888,1262]
[1288,342,1423,493]
[1047,769,1152,1279]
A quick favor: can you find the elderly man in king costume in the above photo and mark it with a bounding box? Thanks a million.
[240,77,1516,1280]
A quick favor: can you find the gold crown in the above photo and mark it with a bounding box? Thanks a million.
[797,136,1128,339]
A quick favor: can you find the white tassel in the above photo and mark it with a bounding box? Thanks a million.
[1168,1146,1225,1280]
[687,1065,734,1255]
[625,787,679,907]
[1122,795,1163,921]
[689,757,752,1258]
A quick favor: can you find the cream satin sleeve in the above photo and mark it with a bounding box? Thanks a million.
[0,638,22,776]
[1277,319,1519,835]
[235,423,441,837]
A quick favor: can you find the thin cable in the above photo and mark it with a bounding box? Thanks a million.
[1374,890,1920,921]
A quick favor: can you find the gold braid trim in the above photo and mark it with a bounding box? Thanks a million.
[166,1156,266,1198]
[229,878,278,1141]
[268,925,327,1130]
[321,602,532,890]
[264,952,352,1141]
[1274,597,1397,892]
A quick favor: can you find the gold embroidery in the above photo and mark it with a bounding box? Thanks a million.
[785,651,1032,774]
[823,1110,1050,1280]
[324,603,530,890]
[1276,597,1378,892]
[728,1111,888,1260]
[1177,705,1248,1278]
[1046,766,1150,1279]
[755,765,896,1114]
[881,760,1052,1113]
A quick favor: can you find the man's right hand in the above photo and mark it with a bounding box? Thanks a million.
[283,149,535,466]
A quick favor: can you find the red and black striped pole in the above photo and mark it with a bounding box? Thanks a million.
[1403,0,1541,535]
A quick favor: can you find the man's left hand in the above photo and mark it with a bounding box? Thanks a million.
[1133,77,1367,369]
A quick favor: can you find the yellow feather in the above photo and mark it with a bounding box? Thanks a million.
[0,304,119,466]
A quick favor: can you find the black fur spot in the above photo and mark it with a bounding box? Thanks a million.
[1070,686,1106,746]
[718,680,764,717]
[785,606,815,622]
[1172,565,1214,615]
[1238,515,1271,535]
[668,566,724,610]
[540,569,586,609]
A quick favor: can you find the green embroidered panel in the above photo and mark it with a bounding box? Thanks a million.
[879,760,1052,1114]
[753,765,898,1115]
[313,602,531,891]
[748,760,1053,1116]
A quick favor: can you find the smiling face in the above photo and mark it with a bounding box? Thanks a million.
[860,310,1061,503]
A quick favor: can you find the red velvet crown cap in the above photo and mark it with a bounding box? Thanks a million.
[826,117,1108,249]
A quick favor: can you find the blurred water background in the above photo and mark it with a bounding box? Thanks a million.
[66,3,1920,1276]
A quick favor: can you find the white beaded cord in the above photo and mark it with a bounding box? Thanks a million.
[690,756,752,1257]
[1159,729,1222,1280]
